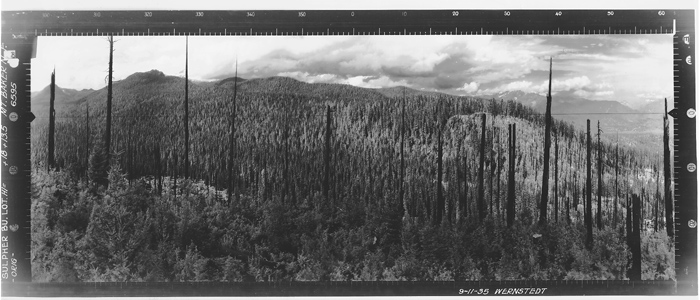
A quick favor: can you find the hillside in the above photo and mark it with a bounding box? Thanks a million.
[481,90,665,154]
[31,70,672,282]
[34,69,661,208]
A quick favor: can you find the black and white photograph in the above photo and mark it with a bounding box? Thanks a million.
[28,33,676,283]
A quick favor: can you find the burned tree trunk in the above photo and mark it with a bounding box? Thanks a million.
[400,88,406,216]
[575,141,582,208]
[447,163,455,225]
[173,154,178,198]
[655,167,660,232]
[228,62,238,203]
[568,135,574,223]
[48,69,56,171]
[630,194,642,281]
[324,105,332,206]
[641,184,647,228]
[539,57,553,226]
[127,125,132,185]
[155,145,162,195]
[184,36,190,179]
[435,121,444,225]
[489,116,496,218]
[554,133,559,223]
[614,138,619,227]
[103,35,114,181]
[283,107,289,205]
[597,121,603,229]
[367,149,372,208]
[626,193,632,248]
[586,120,593,249]
[461,143,469,222]
[496,128,504,224]
[507,123,516,227]
[478,113,487,222]
[85,101,89,177]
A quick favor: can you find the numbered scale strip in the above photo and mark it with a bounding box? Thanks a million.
[2,10,677,36]
[672,11,697,296]
[0,9,696,296]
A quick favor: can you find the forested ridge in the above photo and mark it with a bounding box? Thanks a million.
[30,70,673,282]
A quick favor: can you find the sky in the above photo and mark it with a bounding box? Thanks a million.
[32,34,672,109]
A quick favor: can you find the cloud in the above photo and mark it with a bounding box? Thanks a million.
[346,75,407,89]
[475,80,534,95]
[549,76,592,92]
[574,89,615,99]
[31,35,672,111]
[278,71,341,84]
[472,75,595,97]
[208,36,483,93]
[457,82,479,94]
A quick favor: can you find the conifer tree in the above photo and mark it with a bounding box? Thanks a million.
[88,140,110,188]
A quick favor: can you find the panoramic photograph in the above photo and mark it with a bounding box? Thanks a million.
[29,34,674,282]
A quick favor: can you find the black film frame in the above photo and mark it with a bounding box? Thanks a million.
[0,9,696,296]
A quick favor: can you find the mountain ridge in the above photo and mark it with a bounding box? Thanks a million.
[34,70,664,139]
[31,85,95,116]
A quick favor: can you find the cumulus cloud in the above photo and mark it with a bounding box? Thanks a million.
[31,35,672,110]
[474,81,531,95]
[549,76,592,92]
[278,71,341,84]
[346,75,407,89]
[474,75,608,99]
[457,82,479,94]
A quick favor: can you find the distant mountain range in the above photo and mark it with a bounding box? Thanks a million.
[31,71,665,143]
[31,85,94,116]
[477,90,666,136]
[31,69,667,177]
